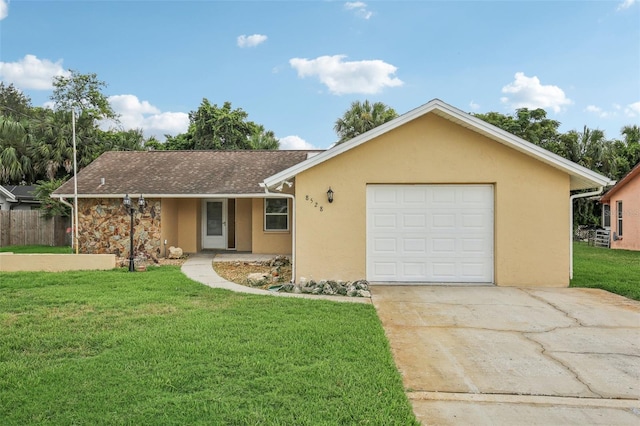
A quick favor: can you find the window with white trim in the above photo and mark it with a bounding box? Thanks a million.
[616,200,623,237]
[265,198,288,231]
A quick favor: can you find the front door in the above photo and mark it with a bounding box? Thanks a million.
[203,200,227,249]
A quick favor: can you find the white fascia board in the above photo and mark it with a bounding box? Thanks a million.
[441,105,614,188]
[53,193,283,199]
[0,185,17,201]
[263,100,441,188]
[263,98,614,190]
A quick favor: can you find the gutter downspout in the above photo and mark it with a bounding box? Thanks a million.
[58,197,75,252]
[569,187,604,280]
[260,183,295,283]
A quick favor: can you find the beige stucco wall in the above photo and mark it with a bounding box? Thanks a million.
[176,199,200,253]
[609,178,640,251]
[160,198,179,256]
[236,198,253,252]
[294,113,571,287]
[251,198,292,254]
[0,252,115,272]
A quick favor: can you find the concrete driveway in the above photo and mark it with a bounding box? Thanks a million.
[371,286,640,425]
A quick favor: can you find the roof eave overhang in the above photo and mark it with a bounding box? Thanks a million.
[0,186,17,202]
[263,99,615,191]
[53,193,280,199]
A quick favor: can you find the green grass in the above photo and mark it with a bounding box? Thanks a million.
[0,267,418,425]
[0,245,72,254]
[571,242,640,300]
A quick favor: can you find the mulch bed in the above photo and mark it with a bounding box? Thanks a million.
[213,262,292,287]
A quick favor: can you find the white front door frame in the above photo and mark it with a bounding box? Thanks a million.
[202,199,227,249]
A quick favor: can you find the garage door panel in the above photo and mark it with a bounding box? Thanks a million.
[402,213,426,228]
[403,238,427,253]
[367,184,493,283]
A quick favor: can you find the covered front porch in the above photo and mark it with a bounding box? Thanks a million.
[160,196,293,255]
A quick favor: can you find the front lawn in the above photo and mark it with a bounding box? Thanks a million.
[571,242,640,300]
[0,245,72,254]
[0,267,417,425]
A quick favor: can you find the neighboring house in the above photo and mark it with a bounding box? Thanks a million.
[53,99,613,287]
[600,161,640,251]
[0,185,40,211]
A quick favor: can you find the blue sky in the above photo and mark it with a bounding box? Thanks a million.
[0,0,638,149]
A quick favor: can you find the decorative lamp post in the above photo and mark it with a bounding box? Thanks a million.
[123,194,145,272]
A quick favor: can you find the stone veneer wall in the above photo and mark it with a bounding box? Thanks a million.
[78,198,161,259]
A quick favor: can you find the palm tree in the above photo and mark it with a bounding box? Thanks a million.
[0,116,34,184]
[334,100,398,144]
[621,124,639,166]
[249,127,279,150]
[559,126,605,170]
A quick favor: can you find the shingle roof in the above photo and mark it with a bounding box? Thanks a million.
[53,150,320,197]
[6,185,37,200]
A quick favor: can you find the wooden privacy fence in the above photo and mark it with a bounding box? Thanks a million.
[0,210,70,247]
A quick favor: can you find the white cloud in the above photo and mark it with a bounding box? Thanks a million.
[279,135,317,150]
[624,101,640,117]
[0,54,70,90]
[585,105,611,118]
[617,0,636,11]
[101,94,189,140]
[289,55,403,95]
[237,34,268,48]
[344,2,373,19]
[500,72,572,113]
[469,101,480,110]
[0,0,8,20]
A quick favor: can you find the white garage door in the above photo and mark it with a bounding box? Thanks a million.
[367,184,494,283]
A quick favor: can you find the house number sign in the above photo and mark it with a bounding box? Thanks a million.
[305,195,324,212]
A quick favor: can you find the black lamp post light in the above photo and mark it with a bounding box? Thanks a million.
[123,194,146,272]
[327,187,334,203]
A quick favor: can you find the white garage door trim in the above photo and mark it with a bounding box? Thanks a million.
[366,184,494,284]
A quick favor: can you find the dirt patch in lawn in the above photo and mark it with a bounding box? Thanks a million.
[213,262,292,289]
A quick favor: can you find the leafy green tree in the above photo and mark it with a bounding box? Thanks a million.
[189,99,257,150]
[0,83,32,121]
[164,99,275,151]
[50,70,117,121]
[34,178,71,218]
[474,108,561,153]
[98,128,146,152]
[334,100,398,144]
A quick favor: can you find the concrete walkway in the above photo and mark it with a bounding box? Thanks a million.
[372,286,640,425]
[181,253,370,304]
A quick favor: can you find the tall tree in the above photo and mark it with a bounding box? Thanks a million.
[334,100,398,144]
[249,126,280,150]
[474,108,561,153]
[50,70,117,121]
[0,117,33,184]
[558,126,606,171]
[165,99,274,151]
[0,83,32,121]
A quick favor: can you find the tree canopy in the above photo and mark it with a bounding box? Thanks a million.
[334,100,398,144]
[164,99,279,150]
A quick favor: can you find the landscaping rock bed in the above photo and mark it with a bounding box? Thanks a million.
[276,279,371,298]
[214,255,371,298]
